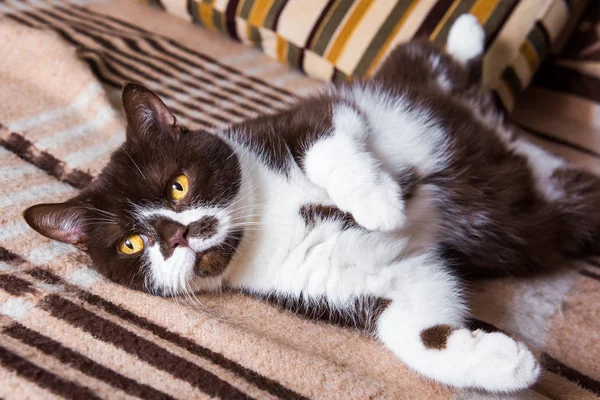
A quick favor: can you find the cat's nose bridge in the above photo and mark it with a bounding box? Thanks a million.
[151,217,189,248]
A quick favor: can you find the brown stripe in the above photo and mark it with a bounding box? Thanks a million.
[533,64,600,104]
[3,323,174,400]
[143,37,288,107]
[586,259,600,268]
[25,268,308,400]
[18,11,238,126]
[542,354,600,396]
[26,268,63,286]
[83,45,238,122]
[74,48,215,128]
[4,12,36,27]
[421,325,454,350]
[265,0,287,31]
[42,294,253,399]
[69,4,148,34]
[0,246,25,264]
[147,0,166,11]
[10,6,290,117]
[534,20,551,48]
[78,49,126,90]
[514,122,600,159]
[484,0,518,47]
[305,0,337,52]
[55,5,287,110]
[579,269,600,282]
[0,111,98,193]
[414,0,454,38]
[71,4,296,101]
[44,8,275,116]
[135,39,278,111]
[225,0,241,40]
[0,275,36,297]
[0,345,102,400]
[12,2,283,103]
[0,130,93,189]
[76,290,309,400]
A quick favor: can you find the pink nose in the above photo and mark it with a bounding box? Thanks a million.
[168,226,189,248]
[153,218,189,249]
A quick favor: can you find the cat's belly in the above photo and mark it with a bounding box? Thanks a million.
[223,159,441,301]
[225,215,416,302]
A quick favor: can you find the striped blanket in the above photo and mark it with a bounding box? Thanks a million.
[0,1,598,399]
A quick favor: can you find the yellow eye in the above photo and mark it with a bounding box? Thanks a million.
[170,174,189,201]
[119,234,144,255]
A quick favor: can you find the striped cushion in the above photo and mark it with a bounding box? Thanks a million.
[143,0,587,111]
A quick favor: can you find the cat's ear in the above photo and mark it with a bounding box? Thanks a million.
[122,83,184,140]
[23,203,89,251]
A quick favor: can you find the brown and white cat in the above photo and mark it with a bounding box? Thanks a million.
[23,15,600,392]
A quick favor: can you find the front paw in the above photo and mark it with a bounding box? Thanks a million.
[335,178,406,231]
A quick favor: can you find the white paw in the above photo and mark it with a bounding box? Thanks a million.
[447,14,485,64]
[333,175,406,231]
[461,331,541,392]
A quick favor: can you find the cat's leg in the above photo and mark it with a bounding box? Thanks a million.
[378,256,540,392]
[512,137,600,256]
[303,105,406,232]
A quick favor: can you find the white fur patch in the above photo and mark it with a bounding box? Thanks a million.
[512,138,565,200]
[336,85,450,175]
[304,105,406,231]
[146,244,196,295]
[447,14,485,64]
[137,202,241,294]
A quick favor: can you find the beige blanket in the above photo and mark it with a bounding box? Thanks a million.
[0,1,598,399]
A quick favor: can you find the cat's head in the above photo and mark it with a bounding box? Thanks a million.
[23,84,245,296]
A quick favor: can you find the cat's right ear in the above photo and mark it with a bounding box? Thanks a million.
[23,203,89,251]
[121,83,184,141]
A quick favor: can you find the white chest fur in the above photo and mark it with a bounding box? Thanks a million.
[223,142,440,306]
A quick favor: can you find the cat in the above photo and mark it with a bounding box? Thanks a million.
[23,15,600,392]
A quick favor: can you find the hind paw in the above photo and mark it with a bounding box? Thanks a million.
[450,330,541,392]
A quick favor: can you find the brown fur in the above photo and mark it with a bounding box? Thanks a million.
[369,40,600,278]
[223,96,334,174]
[421,325,455,350]
[247,292,391,334]
[299,204,359,230]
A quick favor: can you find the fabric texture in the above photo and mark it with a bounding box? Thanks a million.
[143,0,587,111]
[0,0,599,399]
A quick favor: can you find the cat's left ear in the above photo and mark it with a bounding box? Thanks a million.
[122,83,184,140]
[23,202,89,251]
